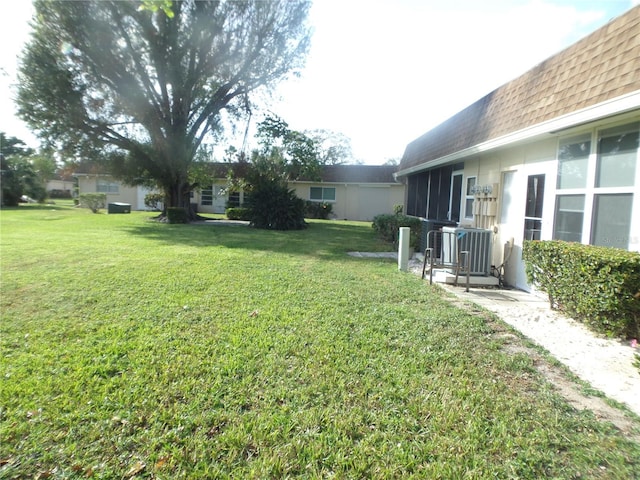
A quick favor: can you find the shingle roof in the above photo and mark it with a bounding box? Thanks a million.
[308,164,399,184]
[399,5,640,173]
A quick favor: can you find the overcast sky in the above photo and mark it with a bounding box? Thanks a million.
[1,0,638,164]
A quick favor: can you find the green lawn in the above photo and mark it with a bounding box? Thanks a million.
[1,204,639,479]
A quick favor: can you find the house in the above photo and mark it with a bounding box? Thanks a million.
[290,164,404,221]
[75,173,158,210]
[76,163,405,221]
[194,163,405,221]
[395,5,640,290]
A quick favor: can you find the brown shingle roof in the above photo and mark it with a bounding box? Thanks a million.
[297,164,399,184]
[399,5,640,173]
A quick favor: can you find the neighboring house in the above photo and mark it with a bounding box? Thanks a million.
[46,177,74,196]
[75,173,158,210]
[290,164,405,221]
[193,163,405,221]
[395,6,640,290]
[76,163,405,221]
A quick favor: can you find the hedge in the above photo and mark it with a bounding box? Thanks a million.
[304,201,333,220]
[372,213,421,250]
[523,240,640,339]
[167,207,188,224]
[225,207,251,221]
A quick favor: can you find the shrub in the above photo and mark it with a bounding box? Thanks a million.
[144,192,164,211]
[305,201,333,219]
[78,193,106,213]
[48,189,72,199]
[225,207,251,221]
[167,207,188,224]
[372,213,421,250]
[246,181,307,230]
[523,240,640,339]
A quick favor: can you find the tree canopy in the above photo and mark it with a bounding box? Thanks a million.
[0,133,48,206]
[17,0,311,218]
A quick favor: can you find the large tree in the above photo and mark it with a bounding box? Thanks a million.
[17,0,311,219]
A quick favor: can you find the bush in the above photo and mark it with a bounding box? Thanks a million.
[78,193,107,213]
[246,181,307,230]
[226,207,251,221]
[305,201,333,219]
[372,213,421,250]
[523,240,640,339]
[48,189,72,199]
[167,207,188,224]
[144,192,164,211]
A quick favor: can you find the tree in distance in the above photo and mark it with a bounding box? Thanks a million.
[17,0,311,220]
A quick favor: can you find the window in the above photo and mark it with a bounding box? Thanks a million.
[464,176,476,219]
[201,187,213,206]
[553,195,584,242]
[591,194,633,249]
[553,121,639,249]
[596,124,638,188]
[227,191,241,208]
[310,187,336,202]
[96,179,119,194]
[557,134,590,189]
[524,174,545,241]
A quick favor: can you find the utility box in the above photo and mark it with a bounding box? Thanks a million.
[108,202,131,214]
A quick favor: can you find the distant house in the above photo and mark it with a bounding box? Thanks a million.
[395,6,640,290]
[76,163,405,221]
[290,164,404,221]
[193,163,405,221]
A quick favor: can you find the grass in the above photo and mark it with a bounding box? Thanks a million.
[1,204,639,479]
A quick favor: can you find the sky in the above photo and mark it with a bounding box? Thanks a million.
[1,0,638,164]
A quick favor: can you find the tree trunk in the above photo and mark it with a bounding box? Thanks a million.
[158,179,200,222]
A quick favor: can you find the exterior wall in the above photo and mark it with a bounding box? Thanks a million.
[191,180,247,214]
[76,175,143,209]
[461,139,558,290]
[291,181,405,221]
[46,179,74,194]
[403,112,640,291]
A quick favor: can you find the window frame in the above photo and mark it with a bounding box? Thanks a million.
[464,176,476,220]
[553,121,639,249]
[309,186,336,202]
[96,178,119,194]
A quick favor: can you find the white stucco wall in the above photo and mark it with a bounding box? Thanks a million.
[291,182,406,221]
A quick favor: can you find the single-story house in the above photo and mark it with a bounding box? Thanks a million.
[290,164,404,221]
[75,173,158,210]
[76,163,405,221]
[193,164,405,221]
[395,5,640,290]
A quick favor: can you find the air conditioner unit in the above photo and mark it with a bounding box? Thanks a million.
[419,218,457,254]
[441,227,493,276]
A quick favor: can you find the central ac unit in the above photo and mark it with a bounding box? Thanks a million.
[441,227,493,276]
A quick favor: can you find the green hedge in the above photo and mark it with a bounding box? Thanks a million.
[372,214,421,250]
[225,207,251,221]
[304,201,333,219]
[167,207,188,224]
[523,240,640,339]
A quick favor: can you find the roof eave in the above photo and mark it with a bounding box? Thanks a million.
[395,90,640,178]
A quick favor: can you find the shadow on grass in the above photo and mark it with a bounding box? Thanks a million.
[124,220,393,259]
[0,203,74,212]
